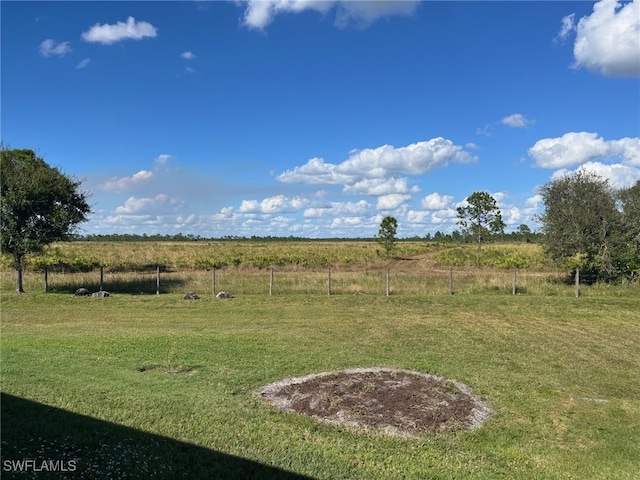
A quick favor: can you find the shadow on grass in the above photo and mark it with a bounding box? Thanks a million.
[1,393,315,479]
[45,275,190,295]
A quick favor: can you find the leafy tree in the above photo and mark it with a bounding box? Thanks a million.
[516,224,532,242]
[619,181,640,248]
[1,148,91,292]
[618,180,640,278]
[376,216,398,256]
[537,170,625,282]
[456,191,505,252]
[517,224,531,236]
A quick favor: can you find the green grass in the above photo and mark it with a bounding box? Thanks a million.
[2,289,639,479]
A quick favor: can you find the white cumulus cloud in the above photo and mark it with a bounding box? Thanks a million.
[343,177,417,196]
[376,193,411,211]
[303,200,370,218]
[421,192,454,210]
[277,138,477,197]
[525,194,543,209]
[240,0,419,30]
[180,51,196,60]
[406,210,429,224]
[338,138,476,177]
[81,17,158,45]
[561,0,640,77]
[238,194,309,214]
[330,216,365,228]
[431,208,458,225]
[502,207,522,226]
[501,113,533,128]
[552,162,640,189]
[39,39,71,57]
[101,170,154,193]
[529,132,640,169]
[492,191,508,204]
[115,194,182,215]
[276,157,353,185]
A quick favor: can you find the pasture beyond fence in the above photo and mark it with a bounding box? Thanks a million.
[3,264,609,298]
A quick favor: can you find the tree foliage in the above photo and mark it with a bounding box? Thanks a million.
[376,216,398,256]
[619,181,640,249]
[1,148,91,292]
[618,180,640,279]
[537,170,635,282]
[456,191,505,252]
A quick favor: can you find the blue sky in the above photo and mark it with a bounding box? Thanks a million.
[2,0,639,238]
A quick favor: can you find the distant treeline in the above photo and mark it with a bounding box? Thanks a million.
[72,230,541,243]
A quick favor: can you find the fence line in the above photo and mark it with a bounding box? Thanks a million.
[4,264,597,297]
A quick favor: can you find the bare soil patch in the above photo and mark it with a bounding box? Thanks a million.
[258,368,492,437]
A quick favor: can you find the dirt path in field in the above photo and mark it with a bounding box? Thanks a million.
[258,368,492,437]
[388,251,448,273]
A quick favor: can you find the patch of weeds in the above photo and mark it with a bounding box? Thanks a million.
[137,346,198,375]
[361,382,376,393]
[137,364,197,375]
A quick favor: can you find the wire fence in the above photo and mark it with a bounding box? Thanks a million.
[2,264,611,298]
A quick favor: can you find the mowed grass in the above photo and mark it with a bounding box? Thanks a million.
[2,287,639,479]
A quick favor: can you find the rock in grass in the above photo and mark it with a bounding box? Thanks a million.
[183,292,199,300]
[92,291,110,298]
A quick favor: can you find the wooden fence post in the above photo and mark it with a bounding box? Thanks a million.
[156,266,160,295]
[100,266,104,291]
[449,267,454,295]
[44,267,48,293]
[575,268,580,298]
[212,266,216,296]
[512,267,517,295]
[269,268,274,296]
[386,267,390,296]
[327,267,331,296]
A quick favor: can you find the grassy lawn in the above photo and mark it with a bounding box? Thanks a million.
[2,286,639,478]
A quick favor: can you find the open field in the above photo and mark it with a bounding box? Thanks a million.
[2,242,639,478]
[2,240,633,297]
[1,240,550,271]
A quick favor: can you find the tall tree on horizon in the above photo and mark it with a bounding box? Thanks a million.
[376,216,398,257]
[456,191,505,252]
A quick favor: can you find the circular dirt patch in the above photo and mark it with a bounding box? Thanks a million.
[258,368,492,436]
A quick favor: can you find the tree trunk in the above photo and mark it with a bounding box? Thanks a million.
[14,253,25,293]
[475,218,482,252]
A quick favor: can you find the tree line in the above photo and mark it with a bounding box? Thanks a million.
[73,233,382,242]
[74,230,539,244]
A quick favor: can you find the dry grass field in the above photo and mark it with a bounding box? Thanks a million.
[1,240,603,297]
